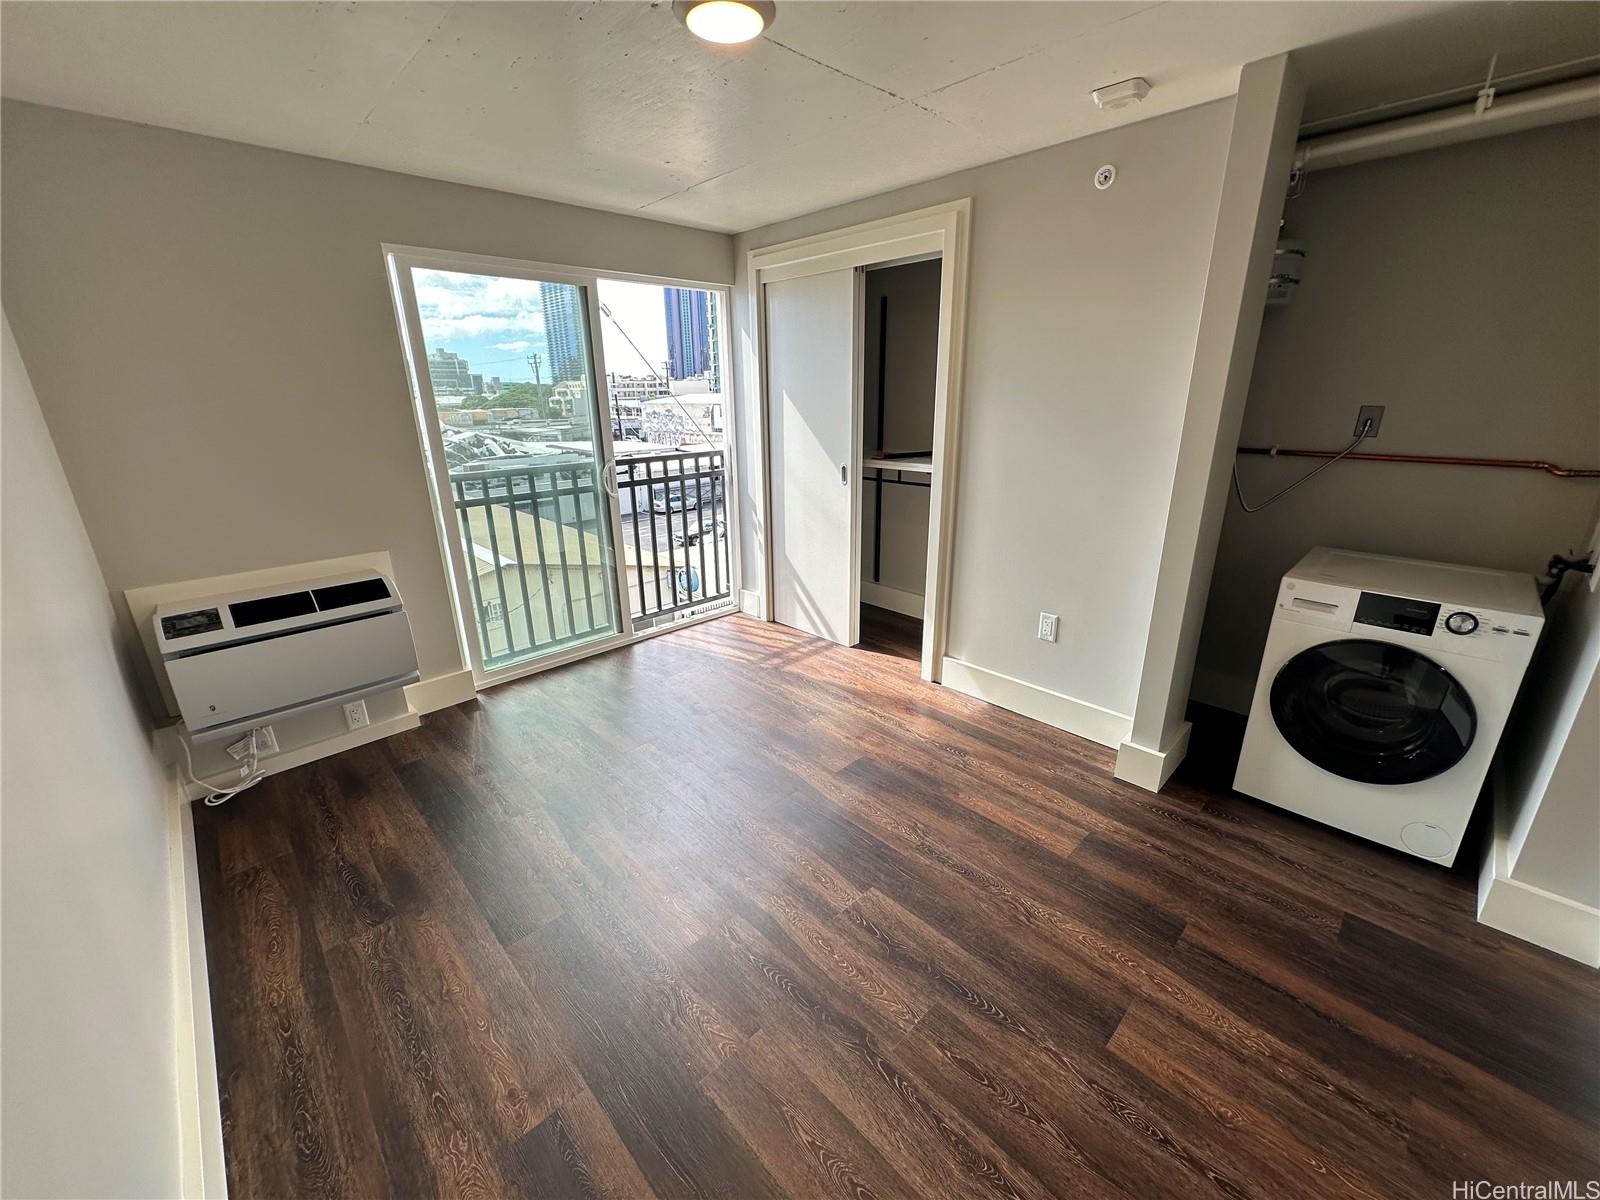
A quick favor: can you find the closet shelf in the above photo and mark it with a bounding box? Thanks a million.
[864,454,934,475]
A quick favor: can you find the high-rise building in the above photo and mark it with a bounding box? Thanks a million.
[426,348,474,395]
[705,294,721,392]
[541,286,586,383]
[664,287,710,381]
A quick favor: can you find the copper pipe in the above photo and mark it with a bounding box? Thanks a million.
[1236,446,1600,479]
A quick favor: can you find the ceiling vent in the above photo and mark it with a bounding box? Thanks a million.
[1092,77,1151,111]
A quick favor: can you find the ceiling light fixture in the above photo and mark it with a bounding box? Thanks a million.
[674,0,775,45]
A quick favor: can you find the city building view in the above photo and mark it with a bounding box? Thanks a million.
[408,269,732,668]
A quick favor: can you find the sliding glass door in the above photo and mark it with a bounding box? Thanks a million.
[388,248,738,687]
[390,254,630,683]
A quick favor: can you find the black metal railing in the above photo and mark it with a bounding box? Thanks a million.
[450,462,613,668]
[615,449,732,625]
[448,449,731,669]
[614,448,732,624]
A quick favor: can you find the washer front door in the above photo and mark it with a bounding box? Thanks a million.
[1270,638,1477,785]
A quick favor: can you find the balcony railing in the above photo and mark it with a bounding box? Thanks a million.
[449,449,732,668]
[615,450,731,624]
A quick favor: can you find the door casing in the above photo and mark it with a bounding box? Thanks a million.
[744,200,972,682]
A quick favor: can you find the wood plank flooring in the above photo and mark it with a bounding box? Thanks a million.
[855,604,922,661]
[194,614,1600,1199]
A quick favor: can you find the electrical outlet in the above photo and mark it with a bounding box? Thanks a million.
[229,727,279,760]
[1354,405,1384,438]
[1037,612,1059,643]
[343,700,370,731]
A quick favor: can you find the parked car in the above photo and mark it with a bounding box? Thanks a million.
[674,517,726,548]
[649,473,723,513]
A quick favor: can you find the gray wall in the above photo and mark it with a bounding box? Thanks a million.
[1192,119,1600,713]
[0,101,733,701]
[861,260,939,601]
[1,312,184,1199]
[735,99,1236,722]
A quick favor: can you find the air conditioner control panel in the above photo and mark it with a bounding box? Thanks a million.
[161,608,223,640]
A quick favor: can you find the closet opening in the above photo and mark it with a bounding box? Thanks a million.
[752,198,969,682]
[858,257,940,663]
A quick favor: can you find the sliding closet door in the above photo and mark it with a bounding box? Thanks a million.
[765,268,860,645]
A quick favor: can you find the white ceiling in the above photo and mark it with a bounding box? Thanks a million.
[2,1,1595,232]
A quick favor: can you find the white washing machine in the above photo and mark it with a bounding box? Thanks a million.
[1234,547,1543,866]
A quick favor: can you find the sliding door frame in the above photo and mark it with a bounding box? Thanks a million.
[383,243,741,691]
[744,199,971,683]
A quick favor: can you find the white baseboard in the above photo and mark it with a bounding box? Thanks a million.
[404,667,476,714]
[169,783,227,1198]
[738,588,762,617]
[1113,722,1193,792]
[1478,793,1600,967]
[939,656,1131,749]
[860,581,925,619]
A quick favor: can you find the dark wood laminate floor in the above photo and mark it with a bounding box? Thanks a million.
[195,614,1600,1199]
[856,604,922,662]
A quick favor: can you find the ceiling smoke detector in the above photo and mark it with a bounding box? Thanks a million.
[674,0,775,45]
[1092,77,1151,111]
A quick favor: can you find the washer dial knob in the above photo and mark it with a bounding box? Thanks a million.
[1445,611,1479,635]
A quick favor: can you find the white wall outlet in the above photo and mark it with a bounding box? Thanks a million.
[252,726,279,756]
[1038,612,1059,643]
[343,699,370,731]
[225,734,254,762]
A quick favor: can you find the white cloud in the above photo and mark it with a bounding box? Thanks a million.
[413,270,549,342]
[421,314,543,340]
[491,339,533,352]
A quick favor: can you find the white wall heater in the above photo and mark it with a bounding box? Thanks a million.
[154,569,420,741]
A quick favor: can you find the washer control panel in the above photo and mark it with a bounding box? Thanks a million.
[1421,605,1539,660]
[1353,591,1439,636]
[1276,578,1542,662]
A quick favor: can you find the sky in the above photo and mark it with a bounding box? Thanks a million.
[412,269,677,386]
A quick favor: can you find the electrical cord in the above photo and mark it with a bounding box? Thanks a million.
[178,727,265,806]
[1232,420,1373,513]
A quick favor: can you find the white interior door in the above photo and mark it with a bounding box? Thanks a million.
[765,268,860,645]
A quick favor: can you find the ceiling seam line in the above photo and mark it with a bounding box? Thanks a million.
[915,0,1169,102]
[762,36,910,105]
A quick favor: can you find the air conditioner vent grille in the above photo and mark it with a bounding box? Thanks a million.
[229,591,316,627]
[312,578,391,611]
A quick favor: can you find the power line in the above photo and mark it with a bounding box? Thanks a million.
[598,301,716,448]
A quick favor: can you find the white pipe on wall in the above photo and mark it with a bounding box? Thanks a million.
[1296,76,1600,173]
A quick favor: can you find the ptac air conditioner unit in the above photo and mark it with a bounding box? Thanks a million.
[154,570,420,740]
